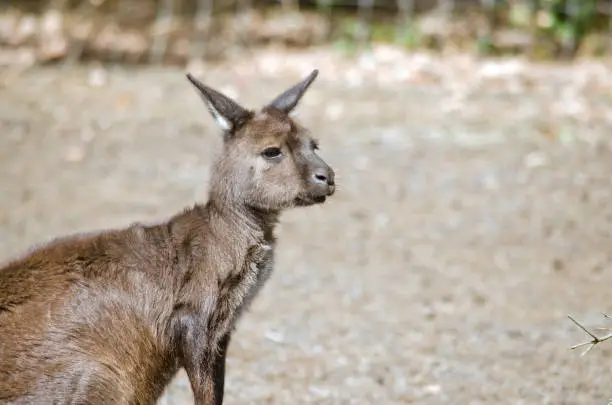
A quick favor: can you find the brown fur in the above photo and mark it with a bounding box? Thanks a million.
[0,70,335,405]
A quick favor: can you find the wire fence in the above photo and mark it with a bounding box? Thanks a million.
[0,0,611,66]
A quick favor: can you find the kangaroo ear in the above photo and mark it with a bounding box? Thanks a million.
[266,69,319,114]
[186,73,252,132]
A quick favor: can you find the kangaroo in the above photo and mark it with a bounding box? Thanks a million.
[0,69,335,405]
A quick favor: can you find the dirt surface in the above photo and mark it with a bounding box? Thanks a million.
[1,48,612,404]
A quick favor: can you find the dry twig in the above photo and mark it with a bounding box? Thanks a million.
[568,314,612,356]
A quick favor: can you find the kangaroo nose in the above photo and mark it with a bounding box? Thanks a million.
[312,168,335,186]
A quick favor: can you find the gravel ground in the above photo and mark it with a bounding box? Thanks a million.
[1,48,612,404]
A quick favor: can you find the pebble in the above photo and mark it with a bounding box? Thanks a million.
[264,330,285,343]
[87,67,108,88]
[523,151,549,168]
[64,145,85,162]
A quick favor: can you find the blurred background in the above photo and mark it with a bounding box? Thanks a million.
[1,0,612,404]
[2,0,612,63]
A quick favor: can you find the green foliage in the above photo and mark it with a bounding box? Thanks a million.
[540,0,597,44]
[508,1,534,27]
[394,24,421,50]
[333,18,421,53]
[476,34,495,55]
[332,18,361,56]
[315,0,334,18]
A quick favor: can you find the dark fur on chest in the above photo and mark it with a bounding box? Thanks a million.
[209,240,276,346]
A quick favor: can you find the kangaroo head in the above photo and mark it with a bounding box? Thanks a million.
[187,70,335,212]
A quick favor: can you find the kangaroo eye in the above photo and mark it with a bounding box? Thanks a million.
[262,147,282,159]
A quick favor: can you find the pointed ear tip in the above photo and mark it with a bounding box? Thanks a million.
[187,72,209,84]
[185,72,198,85]
[185,73,212,97]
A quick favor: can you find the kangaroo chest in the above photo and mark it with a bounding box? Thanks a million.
[212,242,275,340]
[239,242,275,313]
